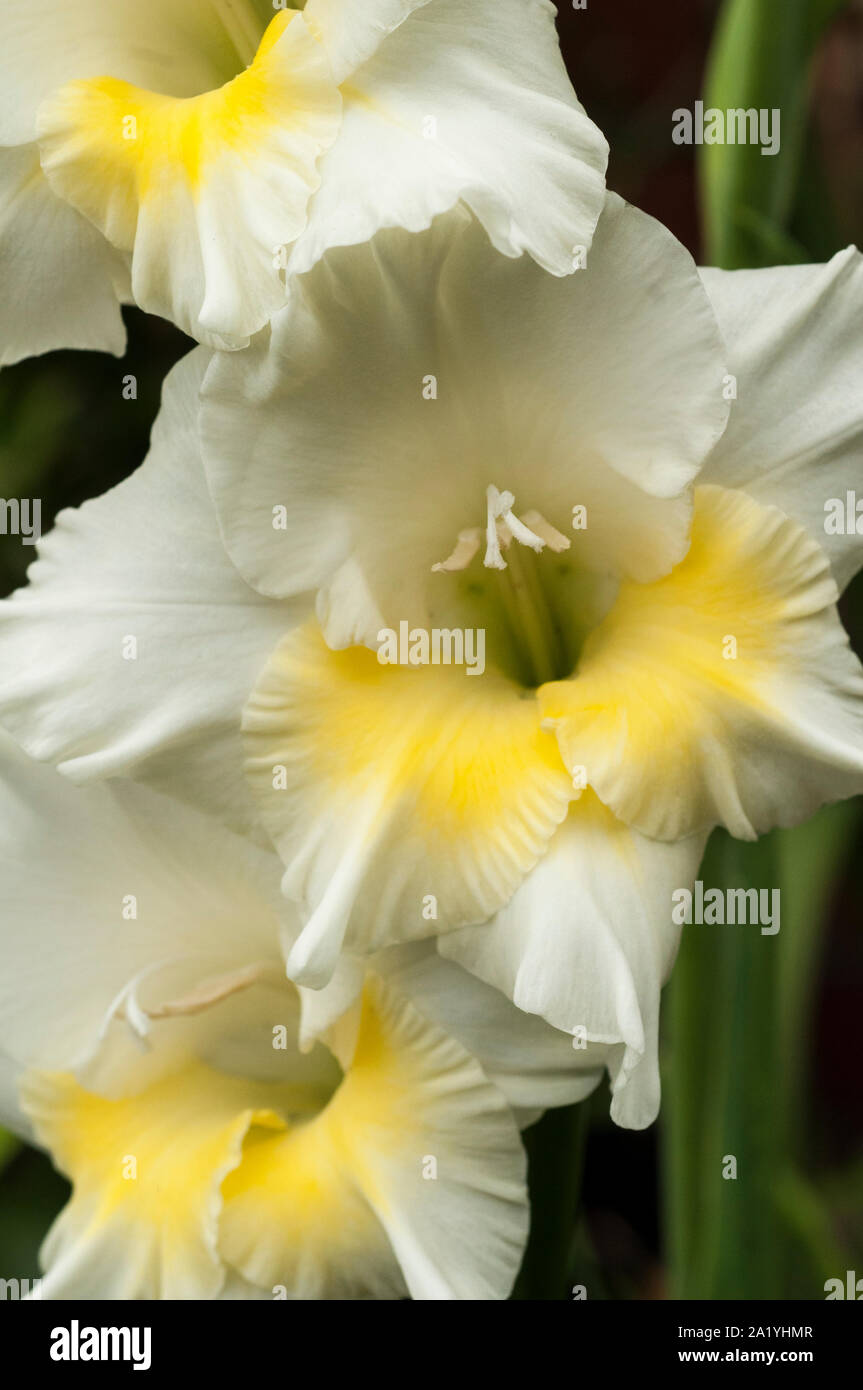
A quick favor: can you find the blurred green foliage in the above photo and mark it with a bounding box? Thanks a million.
[662,0,863,1303]
[701,0,847,267]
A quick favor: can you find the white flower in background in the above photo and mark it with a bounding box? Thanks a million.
[0,0,607,361]
[0,732,600,1300]
[3,199,863,1128]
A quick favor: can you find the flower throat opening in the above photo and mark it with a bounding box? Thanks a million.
[431,485,607,689]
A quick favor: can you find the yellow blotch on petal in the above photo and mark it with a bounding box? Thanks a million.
[539,484,850,841]
[243,623,574,976]
[34,10,342,341]
[220,975,524,1300]
[220,981,409,1297]
[19,986,418,1300]
[37,11,338,237]
[21,1063,283,1300]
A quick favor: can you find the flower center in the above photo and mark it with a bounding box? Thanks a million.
[430,485,611,689]
[432,485,571,575]
[107,957,344,1118]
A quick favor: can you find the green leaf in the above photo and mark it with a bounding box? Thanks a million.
[775,800,860,1141]
[700,0,847,268]
[662,800,859,1299]
[663,831,787,1297]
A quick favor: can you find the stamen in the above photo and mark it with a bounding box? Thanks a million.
[105,959,268,1043]
[430,485,570,583]
[483,486,560,569]
[497,504,545,554]
[521,510,571,554]
[432,527,482,574]
[143,963,266,1020]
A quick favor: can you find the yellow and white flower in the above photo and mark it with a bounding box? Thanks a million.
[0,0,607,361]
[0,733,600,1299]
[3,199,863,1128]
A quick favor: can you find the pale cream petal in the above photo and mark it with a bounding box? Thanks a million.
[243,623,573,987]
[201,197,729,647]
[23,1063,263,1300]
[292,0,608,278]
[0,144,125,366]
[700,250,863,592]
[540,486,863,842]
[304,0,432,83]
[0,0,248,145]
[440,801,708,1129]
[37,12,341,343]
[222,976,529,1300]
[0,732,290,1131]
[0,351,296,838]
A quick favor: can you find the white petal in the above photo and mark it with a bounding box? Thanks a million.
[342,977,529,1299]
[0,0,247,145]
[298,955,366,1052]
[292,0,608,278]
[700,250,863,592]
[297,942,601,1115]
[201,195,729,644]
[304,0,432,84]
[0,349,298,835]
[374,943,603,1115]
[0,144,126,366]
[0,733,289,1130]
[440,801,708,1130]
[20,967,383,1300]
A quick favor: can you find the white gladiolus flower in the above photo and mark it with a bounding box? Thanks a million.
[0,0,607,361]
[0,732,601,1300]
[3,198,863,1129]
